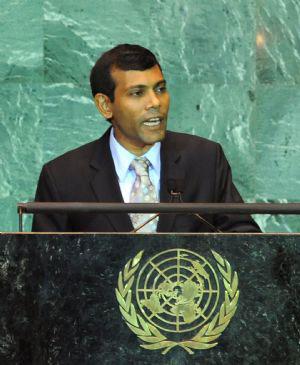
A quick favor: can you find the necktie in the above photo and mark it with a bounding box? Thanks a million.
[129,157,158,232]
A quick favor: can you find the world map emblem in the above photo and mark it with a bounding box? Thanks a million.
[115,248,239,355]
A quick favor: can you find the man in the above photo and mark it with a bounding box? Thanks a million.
[32,44,260,233]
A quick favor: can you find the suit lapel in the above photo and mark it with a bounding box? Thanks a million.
[88,129,184,233]
[89,129,133,232]
[157,132,185,232]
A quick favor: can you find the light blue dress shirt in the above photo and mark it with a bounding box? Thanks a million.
[109,128,161,203]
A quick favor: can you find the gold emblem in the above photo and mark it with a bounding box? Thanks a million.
[115,249,239,355]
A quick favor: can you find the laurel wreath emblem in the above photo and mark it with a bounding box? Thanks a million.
[115,249,239,355]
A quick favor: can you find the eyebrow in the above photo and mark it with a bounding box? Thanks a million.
[126,79,167,91]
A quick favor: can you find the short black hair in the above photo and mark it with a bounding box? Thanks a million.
[90,44,161,101]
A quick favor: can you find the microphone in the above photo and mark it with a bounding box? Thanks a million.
[167,178,184,202]
[167,178,222,233]
[131,177,222,233]
[131,176,185,233]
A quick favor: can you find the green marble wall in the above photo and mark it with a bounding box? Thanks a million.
[0,1,299,232]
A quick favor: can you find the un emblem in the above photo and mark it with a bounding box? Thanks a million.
[115,249,239,355]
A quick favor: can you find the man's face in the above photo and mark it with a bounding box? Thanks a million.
[108,64,170,155]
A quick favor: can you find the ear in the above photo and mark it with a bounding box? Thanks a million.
[94,93,113,120]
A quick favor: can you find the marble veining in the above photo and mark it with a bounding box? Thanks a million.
[0,233,299,364]
[0,1,299,232]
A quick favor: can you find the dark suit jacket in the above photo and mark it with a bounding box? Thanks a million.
[32,128,260,232]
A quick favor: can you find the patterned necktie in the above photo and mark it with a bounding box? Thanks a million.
[129,157,158,232]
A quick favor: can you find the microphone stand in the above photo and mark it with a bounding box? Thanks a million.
[169,186,222,233]
[131,213,160,233]
[131,184,222,233]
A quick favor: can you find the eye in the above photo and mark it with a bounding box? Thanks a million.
[129,89,144,97]
[155,85,167,94]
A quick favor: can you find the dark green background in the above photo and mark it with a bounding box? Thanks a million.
[0,233,299,364]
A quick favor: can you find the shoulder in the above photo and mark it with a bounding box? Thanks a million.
[163,131,229,174]
[37,138,105,198]
[44,139,100,172]
[42,128,111,174]
[164,130,221,154]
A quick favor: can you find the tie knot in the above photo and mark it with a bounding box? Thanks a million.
[130,157,150,177]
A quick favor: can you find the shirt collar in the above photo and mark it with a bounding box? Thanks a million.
[109,128,161,182]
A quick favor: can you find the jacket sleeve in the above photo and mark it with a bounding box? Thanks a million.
[213,144,261,232]
[31,165,69,232]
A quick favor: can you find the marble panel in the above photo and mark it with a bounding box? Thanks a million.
[40,83,106,163]
[256,0,300,84]
[149,0,256,84]
[253,214,300,234]
[0,1,43,82]
[0,83,42,231]
[44,0,152,85]
[251,85,300,200]
[250,85,300,232]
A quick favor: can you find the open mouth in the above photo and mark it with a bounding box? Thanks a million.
[143,117,163,127]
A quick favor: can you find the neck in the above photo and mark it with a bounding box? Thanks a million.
[113,130,153,156]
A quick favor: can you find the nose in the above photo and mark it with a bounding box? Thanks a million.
[145,90,160,110]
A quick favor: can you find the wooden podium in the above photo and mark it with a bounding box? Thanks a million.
[0,232,299,364]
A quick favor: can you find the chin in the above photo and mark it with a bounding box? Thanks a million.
[144,130,166,144]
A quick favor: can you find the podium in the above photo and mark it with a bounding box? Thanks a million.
[0,232,299,364]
